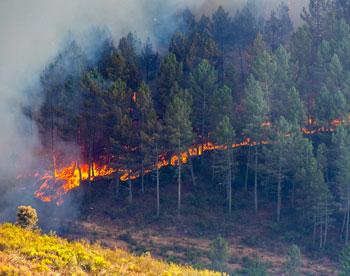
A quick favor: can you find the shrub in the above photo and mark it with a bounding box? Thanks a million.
[209,235,229,270]
[242,233,259,247]
[118,231,137,246]
[339,244,350,276]
[0,223,228,276]
[284,244,302,276]
[246,255,268,276]
[15,206,38,230]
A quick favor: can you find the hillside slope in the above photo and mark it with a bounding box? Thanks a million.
[0,223,226,276]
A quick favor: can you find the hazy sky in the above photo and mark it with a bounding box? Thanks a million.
[0,0,308,179]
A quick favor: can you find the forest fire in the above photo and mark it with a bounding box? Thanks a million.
[33,139,254,205]
[33,114,350,206]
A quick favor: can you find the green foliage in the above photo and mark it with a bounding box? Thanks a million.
[15,206,38,230]
[245,255,268,276]
[340,244,350,276]
[209,235,229,270]
[284,245,302,276]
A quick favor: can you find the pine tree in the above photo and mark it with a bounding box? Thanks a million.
[140,38,158,82]
[196,15,212,39]
[100,79,129,197]
[80,70,103,191]
[104,50,126,82]
[277,1,293,47]
[263,116,292,222]
[209,85,234,128]
[135,82,159,194]
[158,53,184,110]
[233,5,258,82]
[187,33,220,71]
[242,75,270,213]
[290,26,314,103]
[264,10,281,52]
[169,31,188,64]
[315,85,347,127]
[189,59,218,167]
[334,0,350,23]
[212,116,237,214]
[289,124,314,208]
[301,0,332,47]
[104,78,140,205]
[211,6,232,52]
[339,244,350,276]
[333,126,350,243]
[282,87,307,127]
[245,33,266,69]
[251,50,277,108]
[223,63,240,101]
[163,95,194,215]
[327,53,343,92]
[270,46,299,122]
[284,245,302,276]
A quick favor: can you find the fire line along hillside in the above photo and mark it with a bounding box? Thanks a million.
[4,0,350,275]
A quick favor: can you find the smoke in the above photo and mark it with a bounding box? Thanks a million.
[0,0,308,225]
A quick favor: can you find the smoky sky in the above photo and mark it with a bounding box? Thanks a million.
[0,0,308,181]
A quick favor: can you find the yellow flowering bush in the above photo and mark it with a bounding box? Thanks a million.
[0,223,227,276]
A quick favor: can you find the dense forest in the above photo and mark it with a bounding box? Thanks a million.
[14,0,350,274]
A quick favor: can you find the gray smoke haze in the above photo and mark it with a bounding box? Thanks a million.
[0,0,309,223]
[0,0,308,179]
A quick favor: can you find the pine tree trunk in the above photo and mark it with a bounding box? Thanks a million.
[320,215,323,249]
[313,215,316,242]
[201,99,206,168]
[291,181,295,208]
[73,141,78,176]
[227,150,232,214]
[156,154,160,217]
[77,159,82,187]
[323,201,328,250]
[91,159,95,177]
[254,145,258,213]
[277,176,282,222]
[347,181,350,243]
[277,159,282,222]
[141,160,144,194]
[128,162,132,205]
[88,133,93,189]
[178,142,182,216]
[347,210,350,244]
[76,127,82,186]
[244,147,250,192]
[342,212,347,239]
[91,131,95,178]
[51,107,55,179]
[188,151,196,186]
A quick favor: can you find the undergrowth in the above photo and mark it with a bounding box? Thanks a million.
[0,223,227,276]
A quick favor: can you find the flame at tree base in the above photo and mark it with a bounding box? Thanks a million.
[34,138,255,205]
[34,116,349,206]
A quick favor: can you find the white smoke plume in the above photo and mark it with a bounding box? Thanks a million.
[0,0,307,184]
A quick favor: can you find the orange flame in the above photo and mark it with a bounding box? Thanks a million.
[33,114,350,205]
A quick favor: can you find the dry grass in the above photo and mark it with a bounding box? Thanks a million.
[0,223,227,276]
